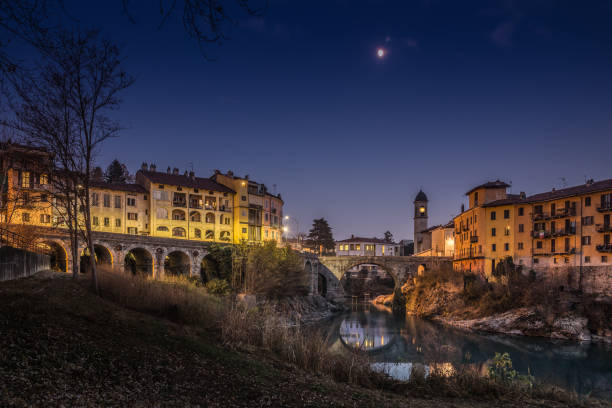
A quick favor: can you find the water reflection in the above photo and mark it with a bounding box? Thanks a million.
[321,305,612,400]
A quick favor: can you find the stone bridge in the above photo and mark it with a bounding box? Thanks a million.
[301,255,453,301]
[35,226,214,278]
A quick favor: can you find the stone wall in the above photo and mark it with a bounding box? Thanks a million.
[0,246,50,281]
[532,265,612,297]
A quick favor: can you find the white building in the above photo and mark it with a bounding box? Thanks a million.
[335,236,400,257]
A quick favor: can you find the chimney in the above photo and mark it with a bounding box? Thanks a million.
[141,162,148,171]
[351,234,354,239]
[189,171,195,180]
[184,170,188,177]
[227,170,233,176]
[172,167,179,175]
[461,203,465,213]
[586,179,594,187]
[552,188,556,192]
[150,163,156,172]
[244,174,249,180]
[519,191,526,200]
[167,166,171,174]
[214,169,220,175]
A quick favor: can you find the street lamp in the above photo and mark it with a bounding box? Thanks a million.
[283,215,299,242]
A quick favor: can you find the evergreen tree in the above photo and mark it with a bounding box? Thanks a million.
[104,159,128,183]
[384,230,393,242]
[307,218,335,254]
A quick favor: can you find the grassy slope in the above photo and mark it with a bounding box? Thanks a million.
[0,272,602,408]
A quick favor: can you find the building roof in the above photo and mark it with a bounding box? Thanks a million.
[421,221,455,233]
[138,170,235,194]
[526,179,612,203]
[465,180,510,195]
[414,190,428,202]
[337,236,398,245]
[90,181,148,193]
[481,194,525,207]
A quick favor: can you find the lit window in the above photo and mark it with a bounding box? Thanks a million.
[21,172,30,188]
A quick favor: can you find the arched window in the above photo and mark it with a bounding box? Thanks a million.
[219,214,223,224]
[156,226,169,231]
[156,207,168,219]
[190,211,201,222]
[205,212,215,223]
[220,231,231,241]
[172,227,186,237]
[194,228,201,238]
[172,209,186,221]
[205,229,214,239]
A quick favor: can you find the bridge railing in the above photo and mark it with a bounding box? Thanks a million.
[0,226,49,255]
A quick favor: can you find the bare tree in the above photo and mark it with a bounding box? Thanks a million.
[6,29,134,290]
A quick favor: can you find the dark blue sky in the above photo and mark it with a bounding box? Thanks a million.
[67,0,612,241]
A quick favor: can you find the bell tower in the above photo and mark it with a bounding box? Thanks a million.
[414,190,429,254]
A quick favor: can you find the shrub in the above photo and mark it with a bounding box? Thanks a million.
[205,278,231,295]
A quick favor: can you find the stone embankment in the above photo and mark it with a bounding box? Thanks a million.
[241,295,346,325]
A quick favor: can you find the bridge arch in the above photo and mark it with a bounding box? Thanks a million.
[124,247,154,276]
[39,239,68,273]
[339,260,399,289]
[164,250,191,276]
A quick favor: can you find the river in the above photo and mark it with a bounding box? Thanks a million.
[318,305,612,400]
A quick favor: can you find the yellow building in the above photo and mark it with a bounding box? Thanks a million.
[135,165,234,243]
[211,170,284,244]
[89,182,149,235]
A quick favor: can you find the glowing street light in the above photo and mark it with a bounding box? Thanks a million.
[376,48,385,58]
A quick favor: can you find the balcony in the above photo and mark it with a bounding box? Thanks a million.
[462,224,469,232]
[533,213,550,221]
[596,244,612,253]
[596,224,612,233]
[552,227,576,237]
[189,202,203,209]
[470,235,478,243]
[204,204,216,211]
[532,230,551,239]
[173,200,186,208]
[555,247,576,255]
[597,204,612,213]
[218,205,232,212]
[552,207,576,218]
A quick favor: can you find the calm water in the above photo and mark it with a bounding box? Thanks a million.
[318,305,612,399]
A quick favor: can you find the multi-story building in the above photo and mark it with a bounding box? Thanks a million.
[453,179,612,285]
[336,236,400,256]
[135,165,234,242]
[417,222,455,257]
[211,170,283,244]
[89,181,149,235]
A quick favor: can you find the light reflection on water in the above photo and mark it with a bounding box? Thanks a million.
[320,305,612,399]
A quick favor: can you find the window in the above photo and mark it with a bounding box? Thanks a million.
[20,212,30,222]
[602,256,608,263]
[21,171,30,188]
[492,244,496,252]
[518,224,524,233]
[153,190,169,200]
[127,197,136,206]
[585,256,590,263]
[172,209,186,221]
[190,211,201,222]
[491,227,496,237]
[114,195,121,209]
[225,217,230,225]
[265,213,269,222]
[103,194,110,207]
[207,230,215,239]
[241,195,247,201]
[356,244,361,250]
[156,208,168,219]
[194,228,201,238]
[536,241,543,249]
[172,227,186,237]
[518,207,524,216]
[585,197,591,207]
[93,216,99,226]
[534,205,543,214]
[490,211,496,220]
[127,227,138,235]
[504,243,509,251]
[534,258,539,264]
[127,213,138,221]
[551,239,556,252]
[474,214,477,223]
[115,218,121,227]
[582,236,591,245]
[349,244,355,250]
[242,228,247,234]
[39,173,48,185]
[582,216,594,226]
[265,230,269,238]
[518,242,524,250]
[104,217,110,227]
[40,194,48,202]
[92,193,99,206]
[474,192,478,205]
[602,194,612,209]
[39,214,50,223]
[204,196,216,210]
[220,231,230,241]
[173,192,186,207]
[157,226,169,231]
[553,257,557,264]
[504,209,510,219]
[205,212,215,223]
[504,226,510,236]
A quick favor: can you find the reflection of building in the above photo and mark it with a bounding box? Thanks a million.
[336,236,400,256]
[338,318,395,351]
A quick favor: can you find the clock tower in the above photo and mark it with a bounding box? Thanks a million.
[414,190,429,254]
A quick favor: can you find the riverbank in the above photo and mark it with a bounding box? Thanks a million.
[395,267,612,343]
[1,271,607,407]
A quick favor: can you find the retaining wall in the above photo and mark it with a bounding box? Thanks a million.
[0,246,50,282]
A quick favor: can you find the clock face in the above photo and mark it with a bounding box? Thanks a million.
[419,206,426,214]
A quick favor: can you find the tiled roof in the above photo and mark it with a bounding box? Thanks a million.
[138,170,235,194]
[481,194,525,207]
[337,237,397,245]
[465,180,510,195]
[526,179,612,203]
[90,181,148,193]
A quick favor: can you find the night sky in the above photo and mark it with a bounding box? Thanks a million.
[63,1,612,241]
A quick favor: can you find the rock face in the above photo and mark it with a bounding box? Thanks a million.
[437,308,593,342]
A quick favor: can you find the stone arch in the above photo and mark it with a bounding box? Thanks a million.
[124,247,154,276]
[338,260,398,299]
[172,227,186,238]
[172,209,186,221]
[80,244,114,273]
[340,260,399,288]
[164,250,191,276]
[189,211,201,222]
[39,239,68,273]
[317,273,328,296]
[205,212,215,224]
